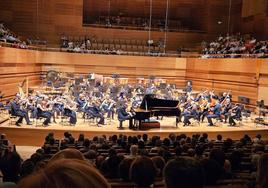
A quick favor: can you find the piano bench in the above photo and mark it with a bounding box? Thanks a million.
[118,119,125,129]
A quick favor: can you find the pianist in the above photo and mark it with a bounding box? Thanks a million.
[117,103,133,129]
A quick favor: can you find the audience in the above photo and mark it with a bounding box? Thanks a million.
[202,33,268,58]
[0,23,28,49]
[0,132,267,187]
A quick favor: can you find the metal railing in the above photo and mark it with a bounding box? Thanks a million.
[1,41,268,58]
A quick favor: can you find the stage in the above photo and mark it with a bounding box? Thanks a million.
[1,115,268,146]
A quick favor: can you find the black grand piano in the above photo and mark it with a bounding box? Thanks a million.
[129,94,181,129]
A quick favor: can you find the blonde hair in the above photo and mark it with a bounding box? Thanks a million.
[49,148,85,163]
[17,159,110,188]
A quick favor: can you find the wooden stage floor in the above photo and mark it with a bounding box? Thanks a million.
[1,116,268,146]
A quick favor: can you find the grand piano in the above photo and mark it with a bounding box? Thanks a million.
[130,94,181,129]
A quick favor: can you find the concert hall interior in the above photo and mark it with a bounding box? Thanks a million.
[1,0,268,188]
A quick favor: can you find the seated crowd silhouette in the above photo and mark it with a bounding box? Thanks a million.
[0,132,267,188]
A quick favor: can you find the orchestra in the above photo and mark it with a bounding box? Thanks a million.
[7,73,247,129]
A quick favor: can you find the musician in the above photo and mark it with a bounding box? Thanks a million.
[178,92,187,103]
[178,98,192,123]
[131,94,143,109]
[36,99,52,126]
[10,97,32,126]
[145,84,156,95]
[182,103,199,126]
[220,92,231,103]
[117,103,132,129]
[207,99,222,126]
[185,81,192,93]
[228,104,242,126]
[199,97,209,122]
[222,98,233,123]
[100,96,115,119]
[76,94,87,112]
[85,100,105,126]
[53,96,65,119]
[64,98,77,125]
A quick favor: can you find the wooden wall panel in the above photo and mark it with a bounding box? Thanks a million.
[39,51,187,88]
[258,62,268,104]
[186,58,260,105]
[0,48,42,100]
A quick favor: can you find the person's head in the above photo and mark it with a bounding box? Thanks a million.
[63,132,70,138]
[163,138,171,147]
[195,145,205,157]
[130,145,138,156]
[258,153,268,188]
[49,148,85,163]
[83,138,90,148]
[20,159,35,178]
[17,159,110,188]
[256,134,262,140]
[0,133,7,140]
[200,159,222,185]
[175,146,183,157]
[130,156,157,187]
[142,134,148,142]
[151,156,166,177]
[216,134,222,141]
[101,154,121,179]
[164,157,204,188]
[155,139,162,147]
[30,153,43,164]
[202,133,208,140]
[118,158,134,181]
[78,134,85,142]
[209,148,225,167]
[84,150,97,160]
[229,150,243,171]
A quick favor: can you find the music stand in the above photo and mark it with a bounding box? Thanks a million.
[255,100,265,125]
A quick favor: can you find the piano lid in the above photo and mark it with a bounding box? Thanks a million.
[139,94,179,110]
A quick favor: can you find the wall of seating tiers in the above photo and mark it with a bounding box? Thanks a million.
[1,46,268,107]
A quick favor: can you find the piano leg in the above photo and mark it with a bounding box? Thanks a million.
[129,118,133,129]
[176,116,179,127]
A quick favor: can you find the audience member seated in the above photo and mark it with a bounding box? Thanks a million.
[164,157,204,188]
[130,156,157,188]
[118,157,134,181]
[0,142,22,183]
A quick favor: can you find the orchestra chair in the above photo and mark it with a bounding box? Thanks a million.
[233,117,243,127]
[8,109,17,126]
[189,117,200,127]
[0,103,8,116]
[118,118,125,129]
[34,116,47,127]
[60,115,70,126]
[214,116,224,127]
[241,105,252,123]
[83,111,98,125]
[105,115,113,125]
